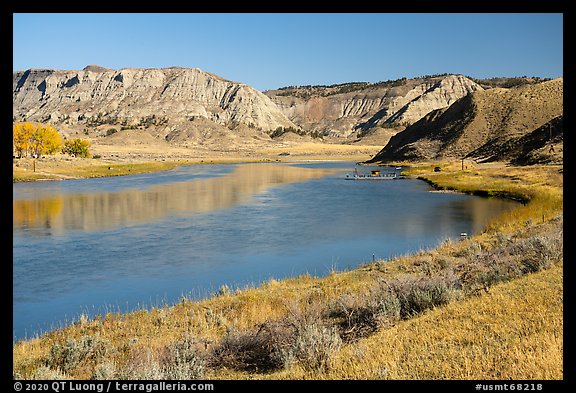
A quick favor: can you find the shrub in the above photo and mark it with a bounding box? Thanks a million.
[92,361,116,380]
[331,286,401,342]
[209,324,286,372]
[47,334,111,373]
[63,138,91,158]
[310,130,324,139]
[458,253,521,294]
[160,338,206,380]
[515,234,563,274]
[209,302,342,374]
[370,283,403,317]
[280,323,341,373]
[392,275,461,319]
[268,126,305,138]
[269,127,287,138]
[452,240,483,258]
[118,347,164,380]
[458,221,562,294]
[32,366,68,380]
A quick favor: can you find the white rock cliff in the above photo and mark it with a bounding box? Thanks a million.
[13,66,296,132]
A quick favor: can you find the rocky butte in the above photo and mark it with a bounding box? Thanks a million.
[13,65,296,147]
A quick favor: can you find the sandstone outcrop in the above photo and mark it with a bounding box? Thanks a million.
[265,75,483,138]
[13,66,296,136]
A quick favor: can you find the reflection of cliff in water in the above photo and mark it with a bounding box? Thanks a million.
[458,197,516,234]
[13,164,331,235]
[394,196,518,237]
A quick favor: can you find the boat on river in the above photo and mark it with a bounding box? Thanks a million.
[345,168,405,180]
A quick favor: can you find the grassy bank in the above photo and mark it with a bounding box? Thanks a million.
[13,161,563,380]
[13,158,189,182]
[402,161,563,232]
[310,263,563,380]
[13,156,308,183]
[12,144,381,183]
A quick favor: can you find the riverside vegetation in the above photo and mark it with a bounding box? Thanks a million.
[13,161,563,380]
[13,157,190,183]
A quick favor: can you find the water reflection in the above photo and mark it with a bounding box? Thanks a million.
[13,164,331,235]
[453,197,513,234]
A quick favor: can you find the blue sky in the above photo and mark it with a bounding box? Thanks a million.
[13,13,563,91]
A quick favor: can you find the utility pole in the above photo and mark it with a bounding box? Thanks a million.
[548,122,555,154]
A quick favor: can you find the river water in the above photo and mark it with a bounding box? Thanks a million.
[13,162,517,340]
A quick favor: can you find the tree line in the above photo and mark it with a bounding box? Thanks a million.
[13,122,91,158]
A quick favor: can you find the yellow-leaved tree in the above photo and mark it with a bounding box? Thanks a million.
[30,124,62,157]
[62,138,92,158]
[13,123,62,157]
[13,122,36,157]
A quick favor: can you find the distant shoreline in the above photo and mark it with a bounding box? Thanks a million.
[12,146,381,183]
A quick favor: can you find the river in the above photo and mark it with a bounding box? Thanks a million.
[13,161,518,340]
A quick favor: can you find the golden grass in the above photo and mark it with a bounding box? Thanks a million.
[13,158,188,182]
[323,264,563,380]
[204,263,563,380]
[13,160,563,380]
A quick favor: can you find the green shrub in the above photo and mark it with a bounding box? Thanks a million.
[62,138,91,158]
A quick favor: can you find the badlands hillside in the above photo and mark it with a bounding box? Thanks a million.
[13,65,300,157]
[368,78,563,164]
[13,65,295,131]
[13,66,561,164]
[13,68,485,153]
[265,74,483,140]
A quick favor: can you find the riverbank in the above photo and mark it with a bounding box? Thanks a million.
[13,144,382,183]
[13,161,563,380]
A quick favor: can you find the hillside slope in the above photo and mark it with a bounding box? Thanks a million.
[265,75,483,139]
[13,66,296,146]
[368,78,563,163]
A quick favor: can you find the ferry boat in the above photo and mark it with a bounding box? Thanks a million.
[345,168,405,180]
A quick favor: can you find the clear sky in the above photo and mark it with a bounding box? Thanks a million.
[13,13,563,91]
